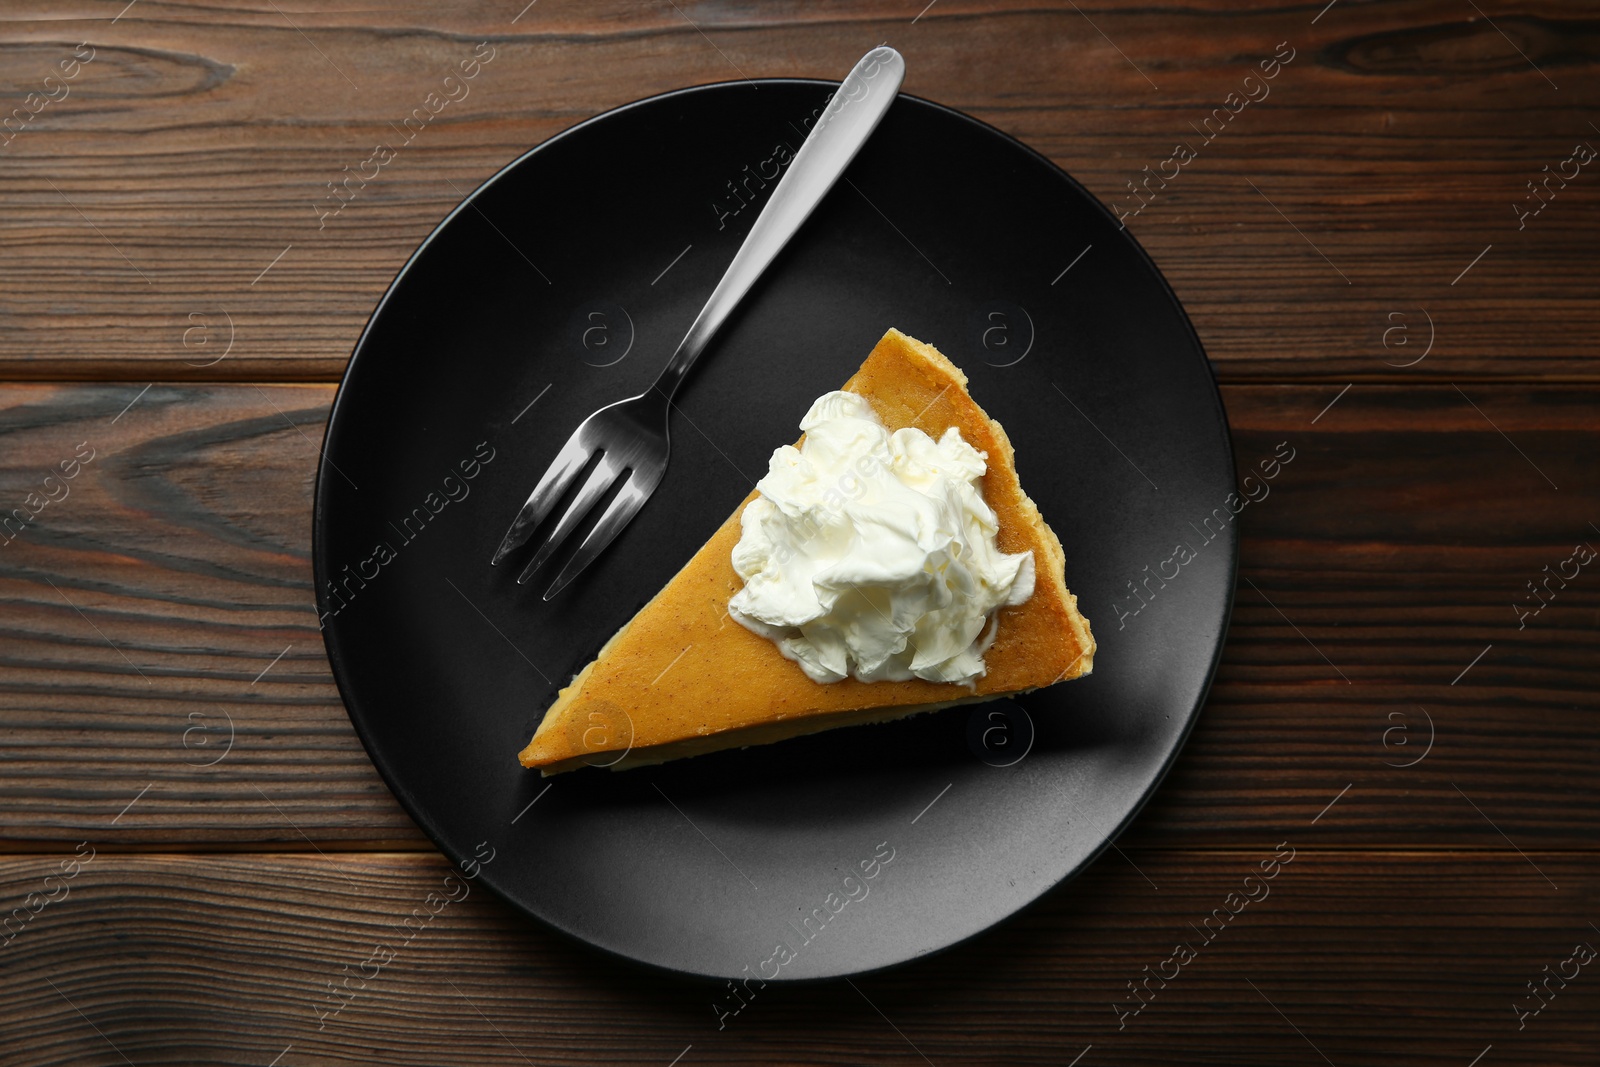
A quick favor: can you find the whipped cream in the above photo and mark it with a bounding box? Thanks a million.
[727,390,1035,686]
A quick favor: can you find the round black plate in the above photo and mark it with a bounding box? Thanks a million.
[314,80,1236,981]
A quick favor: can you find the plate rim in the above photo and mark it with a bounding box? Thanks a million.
[312,75,1239,981]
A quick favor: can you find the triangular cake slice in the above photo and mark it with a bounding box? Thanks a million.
[520,328,1095,773]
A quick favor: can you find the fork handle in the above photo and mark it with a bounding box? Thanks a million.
[649,46,906,403]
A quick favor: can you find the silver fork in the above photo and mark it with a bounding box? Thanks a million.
[491,45,906,599]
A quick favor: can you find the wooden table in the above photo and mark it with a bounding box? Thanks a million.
[3,2,1595,1063]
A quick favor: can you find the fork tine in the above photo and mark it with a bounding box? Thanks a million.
[490,435,593,566]
[517,456,625,584]
[542,466,664,601]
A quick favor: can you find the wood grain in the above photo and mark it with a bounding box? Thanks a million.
[0,1,1596,380]
[1,4,1596,1063]
[0,850,1593,1066]
[0,382,1593,846]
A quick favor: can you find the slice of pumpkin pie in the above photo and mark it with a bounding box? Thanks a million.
[519,328,1094,773]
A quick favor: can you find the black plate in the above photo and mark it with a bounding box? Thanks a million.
[314,80,1236,981]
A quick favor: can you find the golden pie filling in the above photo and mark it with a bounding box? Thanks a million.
[519,328,1095,774]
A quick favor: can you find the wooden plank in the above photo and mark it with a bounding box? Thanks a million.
[0,849,1593,1064]
[1131,382,1600,846]
[0,383,421,845]
[0,382,1594,846]
[0,2,1595,380]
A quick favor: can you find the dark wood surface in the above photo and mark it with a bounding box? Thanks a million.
[1,2,1596,1065]
[2,0,1597,381]
[2,851,1595,1065]
[2,383,1596,848]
